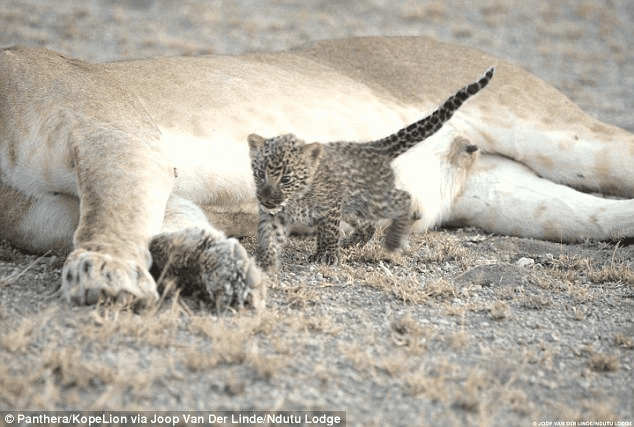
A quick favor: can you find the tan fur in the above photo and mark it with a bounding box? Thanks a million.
[1,37,633,305]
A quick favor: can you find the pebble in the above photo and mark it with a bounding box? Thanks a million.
[516,257,535,267]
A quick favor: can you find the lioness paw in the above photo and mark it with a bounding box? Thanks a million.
[150,229,264,312]
[62,249,159,306]
[200,237,264,311]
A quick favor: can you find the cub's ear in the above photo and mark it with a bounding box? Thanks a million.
[301,142,323,164]
[248,134,266,158]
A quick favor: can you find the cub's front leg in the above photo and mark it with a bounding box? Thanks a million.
[255,208,289,274]
[308,207,342,265]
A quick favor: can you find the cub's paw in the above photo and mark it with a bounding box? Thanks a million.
[384,233,410,252]
[308,250,339,265]
[150,229,264,312]
[201,237,264,311]
[341,223,375,249]
[62,249,159,306]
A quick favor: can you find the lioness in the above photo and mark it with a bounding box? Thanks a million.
[1,37,633,306]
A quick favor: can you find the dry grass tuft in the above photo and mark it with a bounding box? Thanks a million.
[299,313,342,335]
[588,352,620,372]
[0,363,41,408]
[489,301,510,320]
[424,279,458,300]
[613,333,634,349]
[0,317,40,354]
[340,232,409,266]
[186,314,265,369]
[452,368,488,413]
[0,307,57,354]
[339,341,373,374]
[389,313,431,354]
[80,300,184,348]
[416,232,474,269]
[361,268,427,304]
[506,388,531,416]
[401,0,447,23]
[42,344,118,389]
[546,248,634,285]
[182,344,245,372]
[404,358,456,402]
[246,343,286,381]
[448,329,471,351]
[0,251,51,286]
[283,283,323,309]
[587,261,634,284]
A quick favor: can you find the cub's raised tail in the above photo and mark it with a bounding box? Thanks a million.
[368,67,495,159]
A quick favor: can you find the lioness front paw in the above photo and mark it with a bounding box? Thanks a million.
[150,229,265,311]
[62,249,159,306]
[200,237,264,311]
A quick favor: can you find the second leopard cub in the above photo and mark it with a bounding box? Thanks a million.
[248,67,494,272]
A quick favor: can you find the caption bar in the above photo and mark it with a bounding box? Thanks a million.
[2,411,346,427]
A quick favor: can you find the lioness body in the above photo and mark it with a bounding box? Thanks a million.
[1,37,633,304]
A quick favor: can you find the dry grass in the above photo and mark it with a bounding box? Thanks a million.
[362,271,426,304]
[401,0,447,23]
[613,333,634,350]
[404,357,456,402]
[2,227,631,422]
[283,282,323,309]
[0,251,51,287]
[488,301,510,320]
[588,352,621,372]
[415,232,475,269]
[545,248,634,286]
[448,329,471,351]
[452,368,489,413]
[587,260,634,284]
[0,307,57,354]
[389,313,432,354]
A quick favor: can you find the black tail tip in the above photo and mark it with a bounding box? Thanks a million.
[477,66,495,88]
[484,66,495,80]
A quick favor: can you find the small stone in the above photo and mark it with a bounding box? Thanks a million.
[516,257,534,267]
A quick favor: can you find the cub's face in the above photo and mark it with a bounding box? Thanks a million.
[247,133,323,212]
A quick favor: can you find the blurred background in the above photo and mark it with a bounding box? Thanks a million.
[1,0,633,130]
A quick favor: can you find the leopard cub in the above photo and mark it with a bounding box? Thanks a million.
[248,67,494,272]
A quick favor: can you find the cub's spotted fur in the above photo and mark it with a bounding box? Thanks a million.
[248,67,494,272]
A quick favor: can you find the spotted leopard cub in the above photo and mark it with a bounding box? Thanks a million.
[248,67,494,272]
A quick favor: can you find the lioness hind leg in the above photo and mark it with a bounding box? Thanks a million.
[450,155,634,241]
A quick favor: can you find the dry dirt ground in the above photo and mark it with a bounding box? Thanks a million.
[1,0,633,426]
